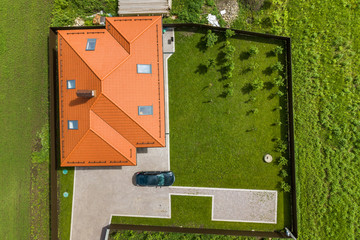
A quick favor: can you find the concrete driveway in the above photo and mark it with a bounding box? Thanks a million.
[70,141,171,240]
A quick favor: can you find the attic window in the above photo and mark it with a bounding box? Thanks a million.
[86,39,96,51]
[138,106,153,116]
[67,80,76,89]
[137,64,152,74]
[68,120,78,130]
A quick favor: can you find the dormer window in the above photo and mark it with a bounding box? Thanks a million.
[86,39,96,51]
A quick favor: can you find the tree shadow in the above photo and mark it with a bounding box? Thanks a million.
[196,37,207,52]
[262,0,272,10]
[264,81,274,90]
[262,66,273,76]
[266,50,276,57]
[240,51,250,60]
[216,51,226,65]
[241,67,252,74]
[241,83,253,94]
[195,64,208,74]
[268,93,276,100]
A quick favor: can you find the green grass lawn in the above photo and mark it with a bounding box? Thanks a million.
[58,167,75,240]
[0,0,52,239]
[112,28,292,232]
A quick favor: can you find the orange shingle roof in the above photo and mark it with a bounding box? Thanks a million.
[58,16,165,167]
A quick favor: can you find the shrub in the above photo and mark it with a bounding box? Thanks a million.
[252,108,259,114]
[275,139,287,153]
[249,46,259,56]
[274,46,284,55]
[274,75,285,86]
[278,157,288,166]
[280,169,288,178]
[281,181,291,192]
[205,30,218,48]
[224,44,236,61]
[225,29,235,39]
[271,62,284,72]
[251,78,264,90]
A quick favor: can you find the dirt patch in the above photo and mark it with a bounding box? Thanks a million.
[32,136,42,152]
[180,31,195,37]
[215,0,239,27]
[30,162,50,239]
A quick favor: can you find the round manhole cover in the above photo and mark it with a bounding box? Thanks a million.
[264,154,273,163]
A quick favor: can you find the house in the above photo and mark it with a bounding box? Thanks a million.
[57,16,165,167]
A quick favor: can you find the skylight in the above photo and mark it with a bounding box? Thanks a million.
[137,64,152,74]
[86,39,97,51]
[67,80,76,89]
[138,106,153,115]
[68,120,78,130]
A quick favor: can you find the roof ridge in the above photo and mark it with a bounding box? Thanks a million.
[58,32,103,82]
[62,129,90,165]
[89,129,136,166]
[129,16,161,44]
[101,94,163,147]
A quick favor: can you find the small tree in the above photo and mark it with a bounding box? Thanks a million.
[225,29,235,39]
[274,46,283,55]
[271,61,284,72]
[278,156,288,166]
[251,78,264,90]
[281,181,291,192]
[274,75,285,86]
[205,30,218,48]
[280,169,288,178]
[249,46,259,56]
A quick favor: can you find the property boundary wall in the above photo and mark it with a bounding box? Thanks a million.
[49,22,297,239]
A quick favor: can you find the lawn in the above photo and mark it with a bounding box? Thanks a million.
[0,0,52,239]
[112,28,292,232]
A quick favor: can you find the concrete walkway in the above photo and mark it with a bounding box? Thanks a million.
[169,187,277,223]
[118,0,171,15]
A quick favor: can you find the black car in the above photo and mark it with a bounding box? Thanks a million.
[135,171,175,186]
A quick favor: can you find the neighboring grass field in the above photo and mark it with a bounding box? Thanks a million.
[0,0,52,239]
[112,28,292,232]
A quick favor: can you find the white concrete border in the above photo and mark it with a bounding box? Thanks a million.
[69,167,77,240]
[109,186,278,224]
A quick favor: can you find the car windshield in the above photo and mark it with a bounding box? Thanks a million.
[157,174,165,186]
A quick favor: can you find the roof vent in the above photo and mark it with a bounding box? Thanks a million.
[76,90,96,98]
